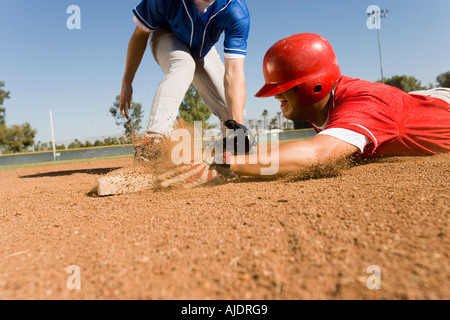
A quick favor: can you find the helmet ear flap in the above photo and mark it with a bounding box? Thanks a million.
[296,79,327,105]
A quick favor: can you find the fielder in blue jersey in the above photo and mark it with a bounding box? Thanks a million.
[119,0,251,162]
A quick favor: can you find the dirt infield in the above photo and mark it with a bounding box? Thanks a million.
[0,154,448,300]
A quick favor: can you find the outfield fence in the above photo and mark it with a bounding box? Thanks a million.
[0,129,316,166]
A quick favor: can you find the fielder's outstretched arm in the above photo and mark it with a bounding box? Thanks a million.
[120,26,151,119]
[230,134,359,177]
[224,58,246,124]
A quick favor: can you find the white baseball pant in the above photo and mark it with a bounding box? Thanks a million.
[147,29,230,136]
[409,87,450,104]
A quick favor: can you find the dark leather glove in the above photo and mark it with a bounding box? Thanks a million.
[222,120,256,155]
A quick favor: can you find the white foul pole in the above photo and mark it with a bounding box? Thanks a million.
[49,111,57,161]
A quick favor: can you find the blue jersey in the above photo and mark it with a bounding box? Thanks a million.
[133,0,250,58]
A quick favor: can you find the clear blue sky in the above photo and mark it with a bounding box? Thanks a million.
[1,0,449,144]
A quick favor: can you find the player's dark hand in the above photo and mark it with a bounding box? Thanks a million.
[223,120,256,155]
[119,82,133,119]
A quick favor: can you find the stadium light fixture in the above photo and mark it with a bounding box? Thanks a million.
[366,6,389,83]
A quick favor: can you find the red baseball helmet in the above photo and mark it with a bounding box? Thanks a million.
[255,33,342,105]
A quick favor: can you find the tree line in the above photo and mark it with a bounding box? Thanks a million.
[32,136,130,152]
[0,82,36,153]
[381,72,450,91]
[1,71,449,154]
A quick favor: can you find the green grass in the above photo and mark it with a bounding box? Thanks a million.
[0,154,133,172]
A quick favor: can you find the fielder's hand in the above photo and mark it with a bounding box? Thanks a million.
[155,152,236,189]
[119,82,133,119]
[204,120,256,159]
[223,120,256,155]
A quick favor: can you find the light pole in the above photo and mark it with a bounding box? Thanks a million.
[366,6,388,83]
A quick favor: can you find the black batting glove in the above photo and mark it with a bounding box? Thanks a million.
[222,120,256,156]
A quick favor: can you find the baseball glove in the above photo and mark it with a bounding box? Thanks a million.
[203,120,256,157]
[222,120,257,155]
